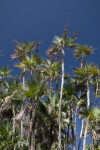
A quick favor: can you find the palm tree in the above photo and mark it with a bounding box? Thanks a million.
[11,40,42,149]
[74,63,100,150]
[63,79,80,150]
[74,44,93,150]
[24,78,46,150]
[46,26,79,150]
[74,45,93,68]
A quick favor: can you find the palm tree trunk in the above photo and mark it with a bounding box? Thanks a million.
[74,104,78,149]
[94,76,98,106]
[78,119,84,150]
[92,130,95,150]
[83,79,90,150]
[21,104,24,149]
[70,105,75,150]
[86,79,90,109]
[58,47,65,150]
[83,117,89,150]
[21,73,25,149]
[12,105,16,150]
[12,105,15,137]
[29,99,34,150]
[81,56,84,69]
[66,124,69,150]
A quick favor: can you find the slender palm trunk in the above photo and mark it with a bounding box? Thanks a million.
[78,119,84,150]
[92,130,95,150]
[83,79,90,150]
[70,105,75,150]
[83,117,89,150]
[74,104,78,149]
[58,47,65,150]
[81,56,84,69]
[29,99,34,150]
[21,113,23,149]
[66,124,69,150]
[12,105,15,138]
[21,74,25,149]
[94,76,98,106]
[77,59,84,150]
[86,79,90,109]
[12,105,16,150]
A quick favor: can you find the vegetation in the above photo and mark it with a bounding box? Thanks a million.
[0,26,100,150]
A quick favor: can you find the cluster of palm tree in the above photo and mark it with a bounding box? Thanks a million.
[0,26,100,150]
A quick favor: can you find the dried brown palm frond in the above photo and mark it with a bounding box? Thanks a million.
[96,128,100,139]
[0,91,17,120]
[46,46,59,56]
[0,99,12,120]
[15,103,31,121]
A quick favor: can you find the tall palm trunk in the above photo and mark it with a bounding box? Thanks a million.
[29,98,34,150]
[29,70,34,150]
[21,74,25,149]
[81,56,84,69]
[12,105,16,150]
[78,119,84,150]
[94,76,98,106]
[58,47,65,150]
[12,105,15,137]
[92,130,95,150]
[83,79,90,150]
[66,124,69,150]
[70,104,75,150]
[83,117,89,150]
[29,101,38,150]
[78,59,84,150]
[86,79,90,109]
[74,104,78,149]
[21,113,23,149]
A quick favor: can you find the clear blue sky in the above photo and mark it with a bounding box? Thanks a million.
[0,0,100,75]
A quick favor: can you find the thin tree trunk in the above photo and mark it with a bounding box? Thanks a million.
[70,105,75,150]
[92,130,95,150]
[94,76,98,106]
[21,73,25,149]
[74,104,78,149]
[86,79,90,109]
[66,124,69,150]
[12,105,16,150]
[12,105,15,137]
[94,87,97,107]
[83,117,89,150]
[21,104,24,150]
[81,56,84,69]
[77,59,84,150]
[29,99,34,150]
[83,79,90,150]
[58,47,65,150]
[78,119,84,150]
